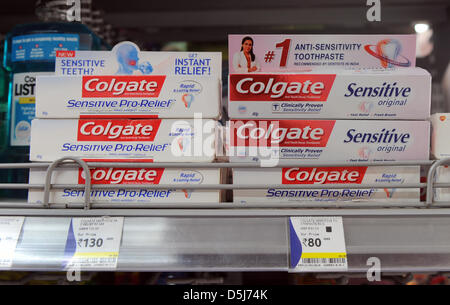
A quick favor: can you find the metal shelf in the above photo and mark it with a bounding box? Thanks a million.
[1,158,450,272]
[5,210,450,272]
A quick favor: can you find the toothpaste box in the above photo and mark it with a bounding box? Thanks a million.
[433,166,450,202]
[55,41,222,77]
[229,34,416,72]
[431,113,450,159]
[28,162,222,204]
[226,119,430,163]
[228,68,430,119]
[233,166,419,202]
[30,118,217,162]
[36,75,221,119]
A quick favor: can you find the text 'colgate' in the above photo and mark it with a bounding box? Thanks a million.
[78,167,165,185]
[229,74,336,101]
[229,120,335,147]
[77,119,162,141]
[282,167,367,184]
[82,75,166,98]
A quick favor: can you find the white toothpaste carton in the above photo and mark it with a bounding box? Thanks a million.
[233,166,419,202]
[54,41,222,77]
[30,118,217,162]
[226,119,430,163]
[28,162,222,204]
[228,68,430,119]
[433,166,450,202]
[36,75,221,119]
[431,113,450,159]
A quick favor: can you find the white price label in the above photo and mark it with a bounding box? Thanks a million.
[289,216,347,272]
[0,217,25,269]
[63,217,124,270]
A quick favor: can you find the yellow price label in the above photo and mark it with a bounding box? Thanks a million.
[73,252,119,258]
[19,97,35,104]
[301,252,347,259]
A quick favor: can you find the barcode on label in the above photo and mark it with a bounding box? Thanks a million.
[301,258,347,264]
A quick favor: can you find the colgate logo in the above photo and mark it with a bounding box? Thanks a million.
[82,75,166,98]
[229,74,335,101]
[79,167,164,185]
[77,119,162,141]
[282,167,367,184]
[229,120,335,147]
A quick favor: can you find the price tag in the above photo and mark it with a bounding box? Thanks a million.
[289,216,347,272]
[0,217,25,269]
[63,217,124,270]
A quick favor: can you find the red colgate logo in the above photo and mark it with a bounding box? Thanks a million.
[77,119,162,142]
[82,75,166,98]
[229,120,335,147]
[282,167,367,184]
[78,167,164,185]
[229,74,336,101]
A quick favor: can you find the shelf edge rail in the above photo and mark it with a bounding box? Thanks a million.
[0,158,449,212]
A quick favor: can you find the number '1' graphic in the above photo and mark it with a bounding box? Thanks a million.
[275,39,291,67]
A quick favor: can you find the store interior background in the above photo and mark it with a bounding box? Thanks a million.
[0,0,449,285]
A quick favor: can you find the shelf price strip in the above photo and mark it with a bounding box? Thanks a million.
[0,217,25,269]
[63,217,124,271]
[289,216,348,272]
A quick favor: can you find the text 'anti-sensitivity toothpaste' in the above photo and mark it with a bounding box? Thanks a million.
[226,120,429,163]
[36,75,221,118]
[28,163,222,204]
[233,166,419,202]
[228,68,430,119]
[228,34,416,72]
[30,118,217,162]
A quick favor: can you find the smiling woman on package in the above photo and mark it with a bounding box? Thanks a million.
[232,36,261,73]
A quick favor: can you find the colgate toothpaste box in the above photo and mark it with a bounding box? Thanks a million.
[36,75,221,119]
[229,34,416,72]
[431,113,450,159]
[228,68,430,119]
[433,166,450,202]
[30,118,217,162]
[233,166,419,202]
[28,161,223,204]
[226,120,429,163]
[54,41,222,77]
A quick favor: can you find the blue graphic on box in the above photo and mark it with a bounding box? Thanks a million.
[115,43,153,75]
[11,34,80,62]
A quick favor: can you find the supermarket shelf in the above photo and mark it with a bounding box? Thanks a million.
[2,158,450,272]
[6,210,450,272]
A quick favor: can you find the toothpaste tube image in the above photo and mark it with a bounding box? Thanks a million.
[30,118,217,162]
[226,119,429,163]
[228,34,416,72]
[233,166,419,203]
[28,163,222,204]
[228,68,430,119]
[36,75,221,119]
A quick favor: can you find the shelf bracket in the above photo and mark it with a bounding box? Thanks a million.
[43,157,92,210]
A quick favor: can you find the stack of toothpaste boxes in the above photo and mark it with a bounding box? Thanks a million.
[27,41,224,205]
[227,35,431,203]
